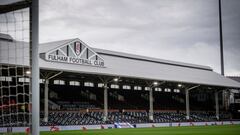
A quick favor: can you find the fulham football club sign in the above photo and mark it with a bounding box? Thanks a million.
[44,39,105,67]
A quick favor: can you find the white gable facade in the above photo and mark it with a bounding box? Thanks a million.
[43,39,104,67]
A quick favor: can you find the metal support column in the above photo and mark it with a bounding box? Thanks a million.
[215,91,220,120]
[185,89,190,120]
[184,85,200,120]
[30,0,39,134]
[226,90,230,111]
[103,84,108,122]
[41,71,62,123]
[149,88,153,121]
[43,79,49,122]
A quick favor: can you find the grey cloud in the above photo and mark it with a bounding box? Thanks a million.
[39,0,240,75]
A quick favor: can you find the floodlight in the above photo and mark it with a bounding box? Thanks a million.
[153,81,158,86]
[113,78,119,82]
[26,70,31,75]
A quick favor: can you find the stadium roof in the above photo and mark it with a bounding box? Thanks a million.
[228,76,240,83]
[1,36,240,88]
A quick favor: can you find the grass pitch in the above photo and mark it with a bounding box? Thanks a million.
[14,125,240,135]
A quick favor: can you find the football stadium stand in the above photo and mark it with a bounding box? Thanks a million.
[1,34,240,131]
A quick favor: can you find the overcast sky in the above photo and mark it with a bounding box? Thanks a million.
[38,0,240,75]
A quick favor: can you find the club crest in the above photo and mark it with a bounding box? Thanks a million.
[75,42,81,55]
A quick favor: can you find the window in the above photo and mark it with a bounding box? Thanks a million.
[174,89,180,93]
[123,85,131,90]
[59,80,65,85]
[155,87,162,92]
[98,83,104,88]
[164,88,171,92]
[134,86,142,90]
[19,77,30,83]
[54,80,65,85]
[69,81,80,86]
[145,87,151,91]
[84,82,94,87]
[0,76,12,82]
[110,84,119,89]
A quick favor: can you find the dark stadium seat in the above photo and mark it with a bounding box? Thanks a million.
[39,110,231,126]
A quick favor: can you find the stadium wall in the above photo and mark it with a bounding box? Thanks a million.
[1,121,240,133]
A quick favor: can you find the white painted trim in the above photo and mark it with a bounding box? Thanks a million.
[68,44,77,57]
[78,47,87,58]
[88,54,97,60]
[58,48,67,57]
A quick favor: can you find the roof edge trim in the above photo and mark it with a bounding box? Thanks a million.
[98,52,213,71]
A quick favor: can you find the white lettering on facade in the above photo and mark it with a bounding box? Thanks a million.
[46,54,104,67]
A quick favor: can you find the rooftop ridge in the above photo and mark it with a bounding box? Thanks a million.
[93,48,212,71]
